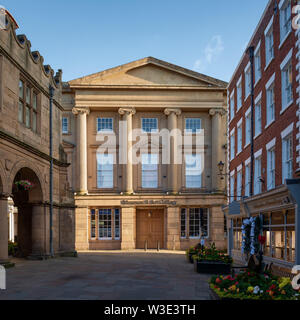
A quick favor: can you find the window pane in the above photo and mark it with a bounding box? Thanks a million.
[98,209,112,239]
[142,118,158,133]
[97,118,113,132]
[26,87,31,105]
[189,208,208,238]
[142,154,158,188]
[19,80,24,99]
[18,101,23,123]
[97,154,114,188]
[181,208,186,238]
[62,117,68,134]
[25,106,30,127]
[91,209,96,238]
[114,209,120,240]
[185,154,202,188]
[33,93,37,110]
[185,118,201,133]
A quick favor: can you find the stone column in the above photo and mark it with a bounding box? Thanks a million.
[210,206,226,250]
[0,194,9,262]
[166,206,181,250]
[31,204,45,256]
[121,207,136,250]
[72,107,90,194]
[8,199,14,242]
[118,107,136,194]
[164,108,181,194]
[209,108,226,192]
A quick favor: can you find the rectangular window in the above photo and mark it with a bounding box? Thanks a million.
[62,117,69,134]
[91,209,96,239]
[97,118,113,132]
[97,153,114,188]
[282,135,293,183]
[189,208,208,238]
[142,118,158,133]
[245,67,251,98]
[230,93,235,120]
[230,174,235,202]
[281,61,293,110]
[266,85,275,125]
[265,27,274,66]
[26,86,31,105]
[185,118,201,133]
[245,112,251,145]
[185,154,202,188]
[237,170,242,198]
[237,82,242,110]
[255,101,261,136]
[254,49,261,83]
[19,80,24,98]
[230,131,235,160]
[254,156,262,195]
[267,148,276,190]
[25,106,30,128]
[98,209,112,239]
[114,208,120,240]
[280,0,291,43]
[237,124,242,154]
[245,164,250,197]
[181,208,187,238]
[142,154,158,188]
[18,101,23,123]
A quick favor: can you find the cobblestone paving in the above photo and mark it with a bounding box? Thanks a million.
[0,252,211,300]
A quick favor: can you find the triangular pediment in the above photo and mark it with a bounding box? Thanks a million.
[68,57,227,88]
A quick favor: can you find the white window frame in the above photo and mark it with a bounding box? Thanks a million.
[230,90,235,120]
[267,145,276,191]
[98,209,113,240]
[245,158,251,197]
[237,166,242,198]
[141,118,158,133]
[230,171,235,203]
[236,76,242,110]
[279,0,292,48]
[281,123,294,183]
[188,208,209,239]
[237,118,243,154]
[254,42,261,85]
[254,92,262,138]
[264,16,274,70]
[280,49,293,113]
[254,151,262,195]
[185,154,202,189]
[245,107,251,147]
[244,63,251,100]
[230,128,235,160]
[142,153,159,189]
[97,153,114,189]
[265,73,276,128]
[97,117,114,133]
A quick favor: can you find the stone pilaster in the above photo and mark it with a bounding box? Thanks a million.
[118,107,136,194]
[209,108,226,192]
[31,204,46,256]
[72,107,90,195]
[0,193,9,262]
[209,206,226,250]
[166,206,181,250]
[164,108,181,194]
[75,206,89,250]
[121,207,136,249]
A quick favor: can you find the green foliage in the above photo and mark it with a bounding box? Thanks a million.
[191,243,233,264]
[8,241,18,257]
[210,270,299,300]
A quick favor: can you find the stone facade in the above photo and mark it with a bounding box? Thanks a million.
[0,12,75,262]
[62,57,228,251]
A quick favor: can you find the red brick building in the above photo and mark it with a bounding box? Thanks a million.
[223,0,300,271]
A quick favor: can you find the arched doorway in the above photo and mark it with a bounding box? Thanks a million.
[12,168,43,257]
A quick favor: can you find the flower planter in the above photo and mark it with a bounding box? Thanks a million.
[194,259,231,274]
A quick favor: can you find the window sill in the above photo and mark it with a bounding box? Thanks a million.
[236,150,242,156]
[279,30,292,49]
[254,132,262,140]
[254,77,261,88]
[264,57,274,72]
[265,119,275,129]
[244,142,250,149]
[244,93,250,102]
[280,100,294,115]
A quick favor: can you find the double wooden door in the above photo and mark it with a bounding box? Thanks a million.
[136,209,164,249]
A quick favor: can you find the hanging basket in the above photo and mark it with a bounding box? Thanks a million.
[14,180,34,191]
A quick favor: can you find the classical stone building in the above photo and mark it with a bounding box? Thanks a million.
[0,11,75,263]
[62,57,228,251]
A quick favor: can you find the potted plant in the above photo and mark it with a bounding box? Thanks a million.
[186,245,202,263]
[193,243,233,274]
[14,180,34,191]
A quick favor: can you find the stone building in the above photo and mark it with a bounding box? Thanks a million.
[224,0,300,272]
[0,11,75,263]
[62,57,228,251]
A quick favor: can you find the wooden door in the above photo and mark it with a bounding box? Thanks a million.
[136,209,164,249]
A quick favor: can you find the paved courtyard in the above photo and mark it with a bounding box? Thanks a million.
[0,251,211,300]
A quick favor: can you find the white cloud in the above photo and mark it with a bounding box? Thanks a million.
[194,35,224,72]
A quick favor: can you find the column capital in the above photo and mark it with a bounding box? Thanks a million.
[72,107,90,116]
[164,108,182,116]
[209,108,226,116]
[118,107,136,116]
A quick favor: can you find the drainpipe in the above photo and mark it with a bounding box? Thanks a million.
[247,46,255,197]
[49,85,54,257]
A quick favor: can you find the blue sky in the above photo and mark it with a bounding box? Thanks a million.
[3,0,269,82]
